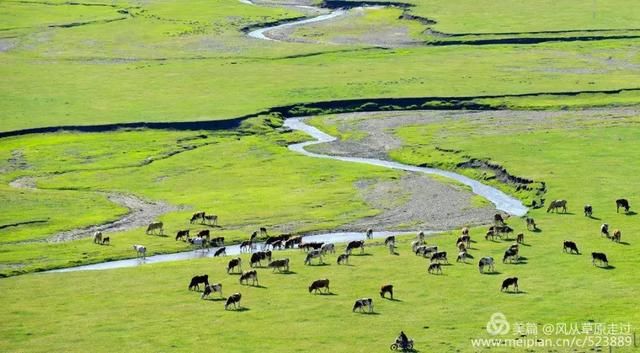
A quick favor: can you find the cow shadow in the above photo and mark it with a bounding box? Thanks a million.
[482,271,502,275]
[251,284,268,289]
[518,243,531,247]
[618,241,631,246]
[587,215,601,220]
[227,272,242,276]
[530,228,542,233]
[204,297,226,302]
[315,292,337,296]
[597,265,616,270]
[351,253,372,256]
[503,290,527,295]
[231,307,251,312]
[384,298,403,302]
[274,270,297,275]
[555,212,575,215]
[356,311,380,315]
[624,211,637,216]
[306,262,330,267]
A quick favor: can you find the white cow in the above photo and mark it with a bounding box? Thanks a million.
[133,244,146,258]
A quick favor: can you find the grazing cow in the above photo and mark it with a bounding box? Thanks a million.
[240,240,253,253]
[227,257,242,274]
[416,245,438,257]
[457,235,471,248]
[461,227,469,236]
[259,227,268,236]
[268,258,290,272]
[411,240,424,253]
[239,270,259,286]
[309,279,330,294]
[101,236,110,245]
[201,283,222,299]
[250,251,272,267]
[456,251,473,264]
[584,204,593,217]
[547,199,568,213]
[592,252,609,266]
[271,239,284,250]
[600,223,610,237]
[501,277,519,292]
[213,247,226,257]
[204,214,218,225]
[133,244,146,258]
[304,249,324,265]
[190,211,205,224]
[616,199,630,213]
[264,235,284,250]
[380,284,393,299]
[209,236,224,247]
[320,243,335,254]
[525,217,536,231]
[430,251,448,264]
[196,229,210,239]
[300,242,324,252]
[384,236,396,247]
[428,263,442,274]
[175,229,189,241]
[563,241,579,254]
[365,228,373,239]
[146,221,163,235]
[478,257,495,273]
[503,248,519,263]
[346,240,365,254]
[224,293,242,310]
[485,229,497,240]
[93,231,102,244]
[456,241,466,252]
[188,237,208,251]
[607,229,622,243]
[188,274,209,291]
[337,253,350,265]
[352,298,373,313]
[516,233,524,244]
[494,213,506,225]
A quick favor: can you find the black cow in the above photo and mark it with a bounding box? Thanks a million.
[592,252,609,266]
[501,277,519,292]
[430,251,448,264]
[250,251,272,267]
[176,229,189,241]
[213,247,226,257]
[188,274,209,291]
[309,279,330,294]
[380,284,393,299]
[616,199,630,213]
[563,241,579,254]
[584,204,593,217]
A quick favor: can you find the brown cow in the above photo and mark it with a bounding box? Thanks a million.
[380,284,393,299]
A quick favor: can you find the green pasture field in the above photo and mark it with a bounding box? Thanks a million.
[0,227,637,353]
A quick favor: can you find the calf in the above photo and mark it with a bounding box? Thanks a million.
[336,253,350,265]
[600,223,609,237]
[563,241,579,254]
[478,257,495,273]
[201,283,222,299]
[501,277,519,292]
[304,249,324,265]
[610,229,621,243]
[101,236,110,245]
[584,204,593,217]
[516,233,524,244]
[188,274,209,291]
[430,251,448,264]
[525,217,536,231]
[224,293,242,310]
[616,198,630,213]
[268,258,290,272]
[213,247,226,257]
[239,270,259,286]
[365,228,373,239]
[320,243,335,254]
[309,279,330,294]
[384,236,396,247]
[592,252,608,266]
[175,229,189,241]
[133,244,146,258]
[380,284,393,299]
[428,263,442,274]
[227,257,242,274]
[352,298,373,313]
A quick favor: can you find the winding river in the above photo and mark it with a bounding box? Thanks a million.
[47,117,526,273]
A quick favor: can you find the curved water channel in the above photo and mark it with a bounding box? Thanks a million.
[48,117,526,273]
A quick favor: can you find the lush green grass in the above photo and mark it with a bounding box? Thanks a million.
[0,226,637,353]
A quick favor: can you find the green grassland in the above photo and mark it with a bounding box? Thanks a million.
[2,0,640,132]
[0,227,637,353]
